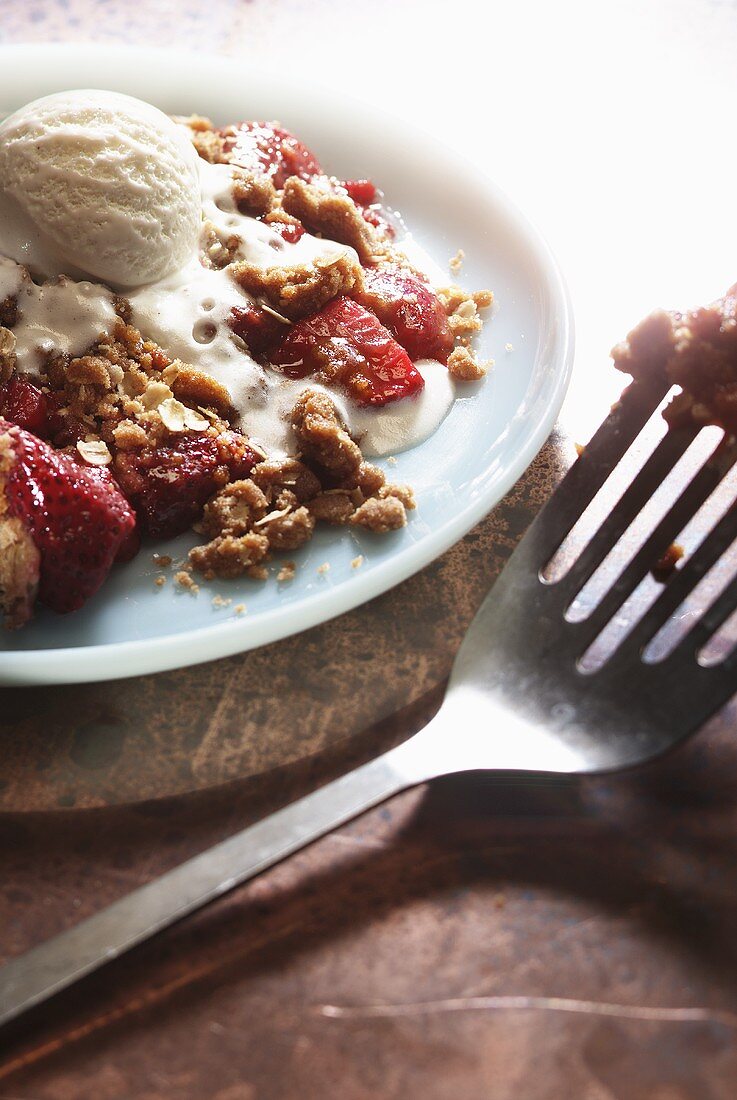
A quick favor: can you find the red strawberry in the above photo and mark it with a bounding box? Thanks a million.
[229,305,288,358]
[356,265,454,362]
[270,296,425,406]
[220,121,322,190]
[115,524,141,564]
[114,430,258,539]
[341,179,377,205]
[0,419,137,618]
[339,179,395,239]
[271,220,305,244]
[0,377,49,437]
[360,206,396,238]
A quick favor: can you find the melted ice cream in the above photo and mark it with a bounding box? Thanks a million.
[0,256,116,376]
[0,148,456,459]
[126,161,455,457]
[128,257,267,415]
[198,161,354,271]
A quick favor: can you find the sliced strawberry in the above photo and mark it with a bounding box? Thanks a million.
[341,179,377,205]
[114,430,258,539]
[0,419,137,617]
[229,305,288,358]
[356,265,454,362]
[339,179,394,239]
[0,377,49,437]
[220,121,322,190]
[270,296,425,406]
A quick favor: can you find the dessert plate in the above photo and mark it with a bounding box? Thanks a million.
[0,44,574,686]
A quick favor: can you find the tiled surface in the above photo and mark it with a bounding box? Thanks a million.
[2,2,737,1097]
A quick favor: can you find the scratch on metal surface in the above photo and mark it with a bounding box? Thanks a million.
[315,995,737,1028]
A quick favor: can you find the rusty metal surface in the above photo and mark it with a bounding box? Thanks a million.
[4,720,737,1098]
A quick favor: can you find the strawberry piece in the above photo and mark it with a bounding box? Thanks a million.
[114,524,141,564]
[0,419,137,617]
[270,296,425,406]
[341,179,377,205]
[0,377,49,437]
[356,265,454,363]
[339,179,395,239]
[220,122,322,190]
[360,206,396,239]
[229,305,288,358]
[271,220,305,244]
[114,430,258,539]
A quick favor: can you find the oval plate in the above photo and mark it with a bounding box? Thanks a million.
[0,44,574,686]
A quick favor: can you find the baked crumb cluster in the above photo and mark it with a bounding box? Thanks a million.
[191,390,415,580]
[612,286,737,434]
[1,112,493,613]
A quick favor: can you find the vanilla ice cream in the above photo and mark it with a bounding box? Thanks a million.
[0,90,201,288]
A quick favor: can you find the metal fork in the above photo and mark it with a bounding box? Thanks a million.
[4,372,737,1029]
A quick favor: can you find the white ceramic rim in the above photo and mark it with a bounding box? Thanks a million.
[0,43,575,686]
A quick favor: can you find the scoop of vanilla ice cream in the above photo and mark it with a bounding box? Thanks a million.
[0,90,201,288]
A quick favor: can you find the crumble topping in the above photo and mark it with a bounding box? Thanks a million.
[174,569,199,593]
[276,562,296,583]
[76,439,112,466]
[0,326,16,383]
[291,389,363,482]
[188,389,413,578]
[350,495,407,533]
[0,430,40,628]
[281,177,380,265]
[612,288,737,433]
[232,249,362,321]
[449,249,465,273]
[447,346,488,380]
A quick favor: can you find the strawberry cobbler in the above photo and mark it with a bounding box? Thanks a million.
[0,92,492,628]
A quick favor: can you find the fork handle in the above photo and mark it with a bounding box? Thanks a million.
[0,739,427,1029]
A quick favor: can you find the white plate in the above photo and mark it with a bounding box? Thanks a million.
[0,44,574,686]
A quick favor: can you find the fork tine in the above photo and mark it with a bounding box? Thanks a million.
[555,423,700,603]
[571,438,737,649]
[524,375,669,566]
[671,556,737,659]
[623,495,737,655]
